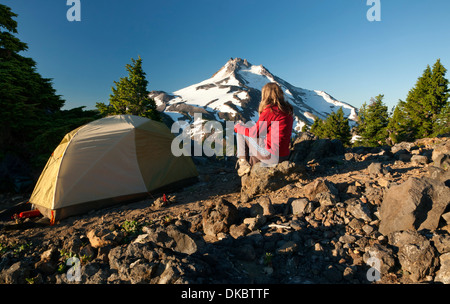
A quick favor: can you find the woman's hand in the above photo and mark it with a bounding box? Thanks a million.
[234,120,243,133]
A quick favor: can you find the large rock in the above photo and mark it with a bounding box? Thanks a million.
[432,233,450,254]
[0,261,30,284]
[290,136,345,164]
[201,198,239,237]
[166,227,199,255]
[302,179,339,203]
[346,199,372,222]
[388,230,439,282]
[432,140,450,166]
[87,227,125,249]
[250,196,275,217]
[291,198,312,216]
[157,261,181,284]
[379,177,450,235]
[363,243,396,276]
[391,142,416,154]
[367,162,385,175]
[137,226,200,255]
[241,161,305,199]
[411,154,429,166]
[435,252,450,284]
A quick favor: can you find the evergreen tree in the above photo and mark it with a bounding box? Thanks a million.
[435,101,450,135]
[0,4,99,189]
[301,123,310,133]
[355,102,368,135]
[310,108,352,147]
[356,95,389,147]
[0,4,27,56]
[96,56,161,121]
[430,60,450,114]
[404,64,433,138]
[399,59,450,139]
[386,100,414,144]
[354,102,367,146]
[323,108,352,147]
[0,4,65,150]
[310,116,325,138]
[430,59,450,136]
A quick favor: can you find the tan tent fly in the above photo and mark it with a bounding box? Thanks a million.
[29,115,198,224]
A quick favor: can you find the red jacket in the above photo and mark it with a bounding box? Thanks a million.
[234,106,294,157]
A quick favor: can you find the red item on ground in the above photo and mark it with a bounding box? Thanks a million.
[18,209,41,219]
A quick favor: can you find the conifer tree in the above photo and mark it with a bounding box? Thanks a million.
[323,108,352,147]
[398,59,450,139]
[435,102,450,135]
[356,95,389,147]
[97,56,161,122]
[403,64,433,138]
[310,116,325,138]
[430,60,450,114]
[386,100,414,144]
[1,5,65,151]
[355,102,368,136]
[310,108,351,147]
[430,59,450,135]
[1,4,99,181]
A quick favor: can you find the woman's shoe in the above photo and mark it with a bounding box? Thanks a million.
[236,159,251,177]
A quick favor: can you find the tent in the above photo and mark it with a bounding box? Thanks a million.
[29,115,198,224]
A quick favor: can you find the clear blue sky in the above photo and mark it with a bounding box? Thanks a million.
[3,0,450,112]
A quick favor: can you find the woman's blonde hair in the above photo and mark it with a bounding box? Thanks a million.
[258,82,293,115]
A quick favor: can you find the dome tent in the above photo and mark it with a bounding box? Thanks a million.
[29,115,198,224]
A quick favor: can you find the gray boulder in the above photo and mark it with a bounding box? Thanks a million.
[290,137,345,164]
[435,252,450,284]
[137,225,200,255]
[347,199,373,222]
[411,154,430,166]
[241,161,305,199]
[250,196,275,217]
[0,261,30,284]
[432,140,450,166]
[367,162,385,175]
[379,177,450,235]
[291,198,312,216]
[389,230,439,282]
[201,198,239,237]
[432,233,450,254]
[302,179,339,202]
[363,243,396,275]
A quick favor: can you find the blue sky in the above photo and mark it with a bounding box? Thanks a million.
[3,0,450,112]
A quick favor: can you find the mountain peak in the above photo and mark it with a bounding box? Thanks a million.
[212,57,273,84]
[228,57,250,67]
[151,58,358,131]
[212,57,251,79]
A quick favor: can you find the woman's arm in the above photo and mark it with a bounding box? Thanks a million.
[234,109,270,138]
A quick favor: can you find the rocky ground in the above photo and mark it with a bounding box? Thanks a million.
[0,134,449,285]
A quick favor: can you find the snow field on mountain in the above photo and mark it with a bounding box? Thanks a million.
[152,58,358,130]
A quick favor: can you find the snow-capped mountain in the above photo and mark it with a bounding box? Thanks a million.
[151,58,357,132]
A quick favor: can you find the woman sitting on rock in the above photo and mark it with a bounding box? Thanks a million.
[234,82,294,176]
